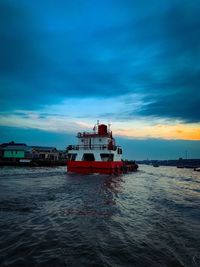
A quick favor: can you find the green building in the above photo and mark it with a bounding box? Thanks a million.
[3,145,27,159]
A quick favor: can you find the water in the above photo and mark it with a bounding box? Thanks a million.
[0,165,200,267]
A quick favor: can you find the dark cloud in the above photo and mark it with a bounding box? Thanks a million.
[0,0,200,123]
[136,70,200,123]
[139,91,200,123]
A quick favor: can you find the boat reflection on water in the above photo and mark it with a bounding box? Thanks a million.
[64,174,124,217]
[105,174,124,190]
[63,174,124,217]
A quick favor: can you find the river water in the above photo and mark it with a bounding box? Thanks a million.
[0,165,200,267]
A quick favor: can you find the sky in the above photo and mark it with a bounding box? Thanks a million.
[0,0,200,159]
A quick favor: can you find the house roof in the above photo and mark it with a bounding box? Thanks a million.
[1,143,58,152]
[30,146,57,152]
[0,142,27,148]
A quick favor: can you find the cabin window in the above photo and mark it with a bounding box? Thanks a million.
[100,153,113,162]
[117,148,122,155]
[68,153,77,161]
[82,153,95,161]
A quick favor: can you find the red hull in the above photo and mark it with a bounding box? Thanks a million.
[67,161,123,175]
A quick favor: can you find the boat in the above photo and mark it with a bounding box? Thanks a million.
[184,165,196,169]
[66,122,138,175]
[177,165,184,168]
[194,167,200,172]
[152,163,159,167]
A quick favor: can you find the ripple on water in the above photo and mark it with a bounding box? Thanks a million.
[0,166,200,266]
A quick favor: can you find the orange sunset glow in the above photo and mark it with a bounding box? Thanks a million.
[116,123,200,140]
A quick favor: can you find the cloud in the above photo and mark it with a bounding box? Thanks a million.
[0,107,199,140]
[115,123,200,140]
[138,86,200,123]
[0,0,200,125]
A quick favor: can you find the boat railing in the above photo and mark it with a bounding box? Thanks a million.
[77,132,112,138]
[67,145,119,151]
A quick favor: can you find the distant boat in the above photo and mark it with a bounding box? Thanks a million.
[19,159,31,163]
[153,164,159,167]
[177,165,184,168]
[194,167,200,172]
[184,165,195,169]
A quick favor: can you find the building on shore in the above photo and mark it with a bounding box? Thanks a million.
[29,146,59,160]
[3,145,28,159]
[0,142,66,161]
[0,142,28,159]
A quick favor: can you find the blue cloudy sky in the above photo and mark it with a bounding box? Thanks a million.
[0,0,200,159]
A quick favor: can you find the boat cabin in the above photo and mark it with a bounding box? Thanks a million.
[67,123,122,162]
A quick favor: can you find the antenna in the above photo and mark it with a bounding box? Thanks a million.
[108,121,111,132]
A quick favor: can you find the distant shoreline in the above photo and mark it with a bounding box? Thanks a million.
[0,159,66,167]
[137,158,200,168]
